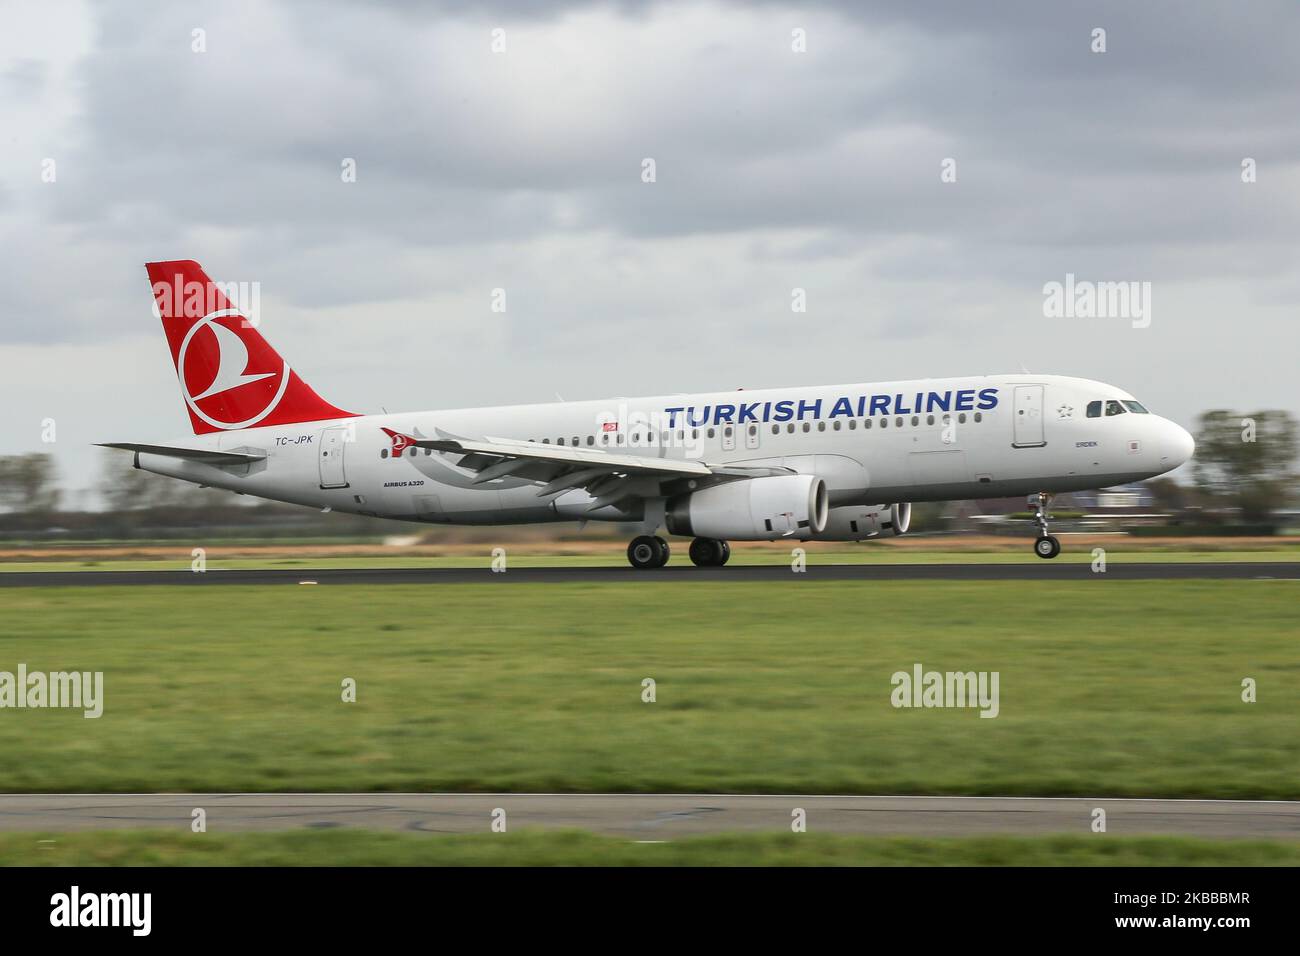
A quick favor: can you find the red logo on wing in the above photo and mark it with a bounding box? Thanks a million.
[383,428,416,458]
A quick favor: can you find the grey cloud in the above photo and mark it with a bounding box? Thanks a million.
[1,0,1298,496]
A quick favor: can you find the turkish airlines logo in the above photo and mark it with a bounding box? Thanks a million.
[384,428,416,458]
[179,309,289,430]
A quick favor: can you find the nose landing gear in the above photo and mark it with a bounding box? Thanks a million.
[1031,492,1061,559]
[627,535,671,569]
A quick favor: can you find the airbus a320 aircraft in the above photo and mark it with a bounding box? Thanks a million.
[103,261,1195,569]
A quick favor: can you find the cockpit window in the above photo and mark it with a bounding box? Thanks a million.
[1086,401,1102,418]
[1122,400,1149,414]
[1104,400,1126,416]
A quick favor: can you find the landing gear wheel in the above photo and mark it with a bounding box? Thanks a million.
[689,537,730,567]
[628,535,671,569]
[1030,491,1060,559]
[628,536,658,569]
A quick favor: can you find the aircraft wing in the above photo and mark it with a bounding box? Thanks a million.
[416,437,712,476]
[389,430,734,512]
[97,443,268,466]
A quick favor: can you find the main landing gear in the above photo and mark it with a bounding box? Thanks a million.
[625,535,732,568]
[627,535,670,569]
[1031,491,1061,559]
[688,537,730,568]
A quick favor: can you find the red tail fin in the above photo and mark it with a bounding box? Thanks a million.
[145,260,356,435]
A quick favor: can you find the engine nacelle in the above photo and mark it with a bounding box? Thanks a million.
[666,475,828,541]
[811,502,912,541]
[888,502,911,535]
[814,504,887,541]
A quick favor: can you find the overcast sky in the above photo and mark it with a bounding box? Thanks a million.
[3,0,1298,504]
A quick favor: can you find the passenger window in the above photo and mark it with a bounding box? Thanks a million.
[926,415,934,425]
[974,412,982,423]
[833,421,841,431]
[895,417,903,428]
[724,426,733,437]
[911,416,919,427]
[707,427,715,438]
[772,425,779,435]
[864,419,871,429]
[1105,400,1126,416]
[802,422,810,433]
[380,448,389,459]
[849,420,857,430]
[786,423,795,433]
[880,419,888,429]
[817,422,826,432]
[1086,401,1102,418]
[958,413,966,424]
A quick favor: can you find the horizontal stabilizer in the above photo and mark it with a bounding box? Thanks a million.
[97,442,267,466]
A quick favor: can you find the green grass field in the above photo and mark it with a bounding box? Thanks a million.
[3,829,1298,866]
[3,548,1300,572]
[1,581,1296,796]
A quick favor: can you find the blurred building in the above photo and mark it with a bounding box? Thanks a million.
[943,483,1167,533]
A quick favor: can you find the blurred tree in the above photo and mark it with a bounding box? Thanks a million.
[1144,476,1189,515]
[97,449,238,513]
[0,454,62,516]
[97,449,181,511]
[1192,410,1298,522]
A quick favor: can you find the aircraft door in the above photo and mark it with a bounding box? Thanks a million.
[744,423,760,450]
[1012,385,1046,448]
[319,425,351,488]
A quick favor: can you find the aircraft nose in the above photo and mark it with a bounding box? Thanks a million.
[1161,421,1195,468]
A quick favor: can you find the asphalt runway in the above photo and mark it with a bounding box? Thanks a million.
[0,794,1296,838]
[1,562,1298,587]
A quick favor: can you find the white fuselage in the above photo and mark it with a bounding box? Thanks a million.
[135,373,1194,536]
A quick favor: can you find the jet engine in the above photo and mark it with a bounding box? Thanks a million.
[666,475,828,541]
[888,501,911,535]
[812,502,911,541]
